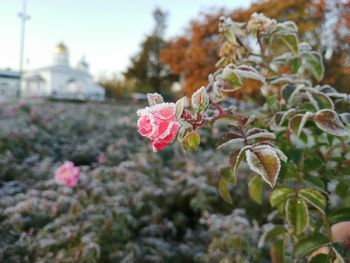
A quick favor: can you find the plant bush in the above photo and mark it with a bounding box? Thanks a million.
[0,100,272,262]
[137,13,350,262]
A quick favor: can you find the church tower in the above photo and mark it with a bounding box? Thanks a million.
[77,56,90,73]
[53,42,69,66]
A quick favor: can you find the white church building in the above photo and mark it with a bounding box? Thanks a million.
[20,43,105,101]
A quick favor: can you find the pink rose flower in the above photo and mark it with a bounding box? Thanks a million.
[137,102,181,152]
[54,161,80,188]
[97,153,107,164]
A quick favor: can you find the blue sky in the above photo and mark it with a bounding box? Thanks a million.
[0,0,254,78]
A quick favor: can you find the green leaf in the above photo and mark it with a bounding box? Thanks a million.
[291,57,301,74]
[288,114,303,135]
[335,180,350,198]
[182,131,200,152]
[332,243,345,259]
[302,51,324,82]
[218,177,233,204]
[260,225,288,246]
[332,243,345,263]
[221,166,236,185]
[314,109,348,137]
[281,84,296,102]
[309,254,331,263]
[270,239,285,263]
[279,32,299,55]
[294,233,330,258]
[222,67,242,87]
[299,188,326,213]
[303,176,325,191]
[270,188,293,208]
[248,174,264,204]
[246,146,281,188]
[285,197,309,234]
[279,108,297,126]
[329,208,350,224]
[340,112,350,126]
[311,92,334,110]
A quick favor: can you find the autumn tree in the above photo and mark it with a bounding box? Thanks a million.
[160,0,350,97]
[124,8,178,97]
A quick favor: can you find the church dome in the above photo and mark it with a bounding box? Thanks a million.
[54,42,68,54]
[53,42,69,67]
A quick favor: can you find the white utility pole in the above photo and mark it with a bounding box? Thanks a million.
[18,0,30,97]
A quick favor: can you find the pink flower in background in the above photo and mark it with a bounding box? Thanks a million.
[98,153,107,164]
[54,161,80,188]
[137,102,181,152]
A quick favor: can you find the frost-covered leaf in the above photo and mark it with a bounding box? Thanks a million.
[233,65,265,84]
[218,177,233,204]
[217,137,245,150]
[217,133,243,147]
[299,188,326,213]
[191,87,209,113]
[175,96,186,119]
[270,188,293,208]
[288,112,313,137]
[246,146,281,188]
[340,112,350,126]
[302,51,324,82]
[147,93,164,106]
[298,112,313,137]
[259,225,287,247]
[253,144,288,163]
[278,32,299,55]
[305,91,320,110]
[316,84,337,94]
[285,197,309,234]
[311,91,334,110]
[269,24,299,55]
[294,233,330,258]
[246,129,276,141]
[279,108,297,126]
[314,109,348,137]
[242,114,256,127]
[288,114,302,135]
[281,84,297,102]
[246,128,266,137]
[332,244,346,263]
[229,145,251,177]
[222,67,242,87]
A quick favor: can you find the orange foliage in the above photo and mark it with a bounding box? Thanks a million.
[160,0,350,97]
[160,13,222,96]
